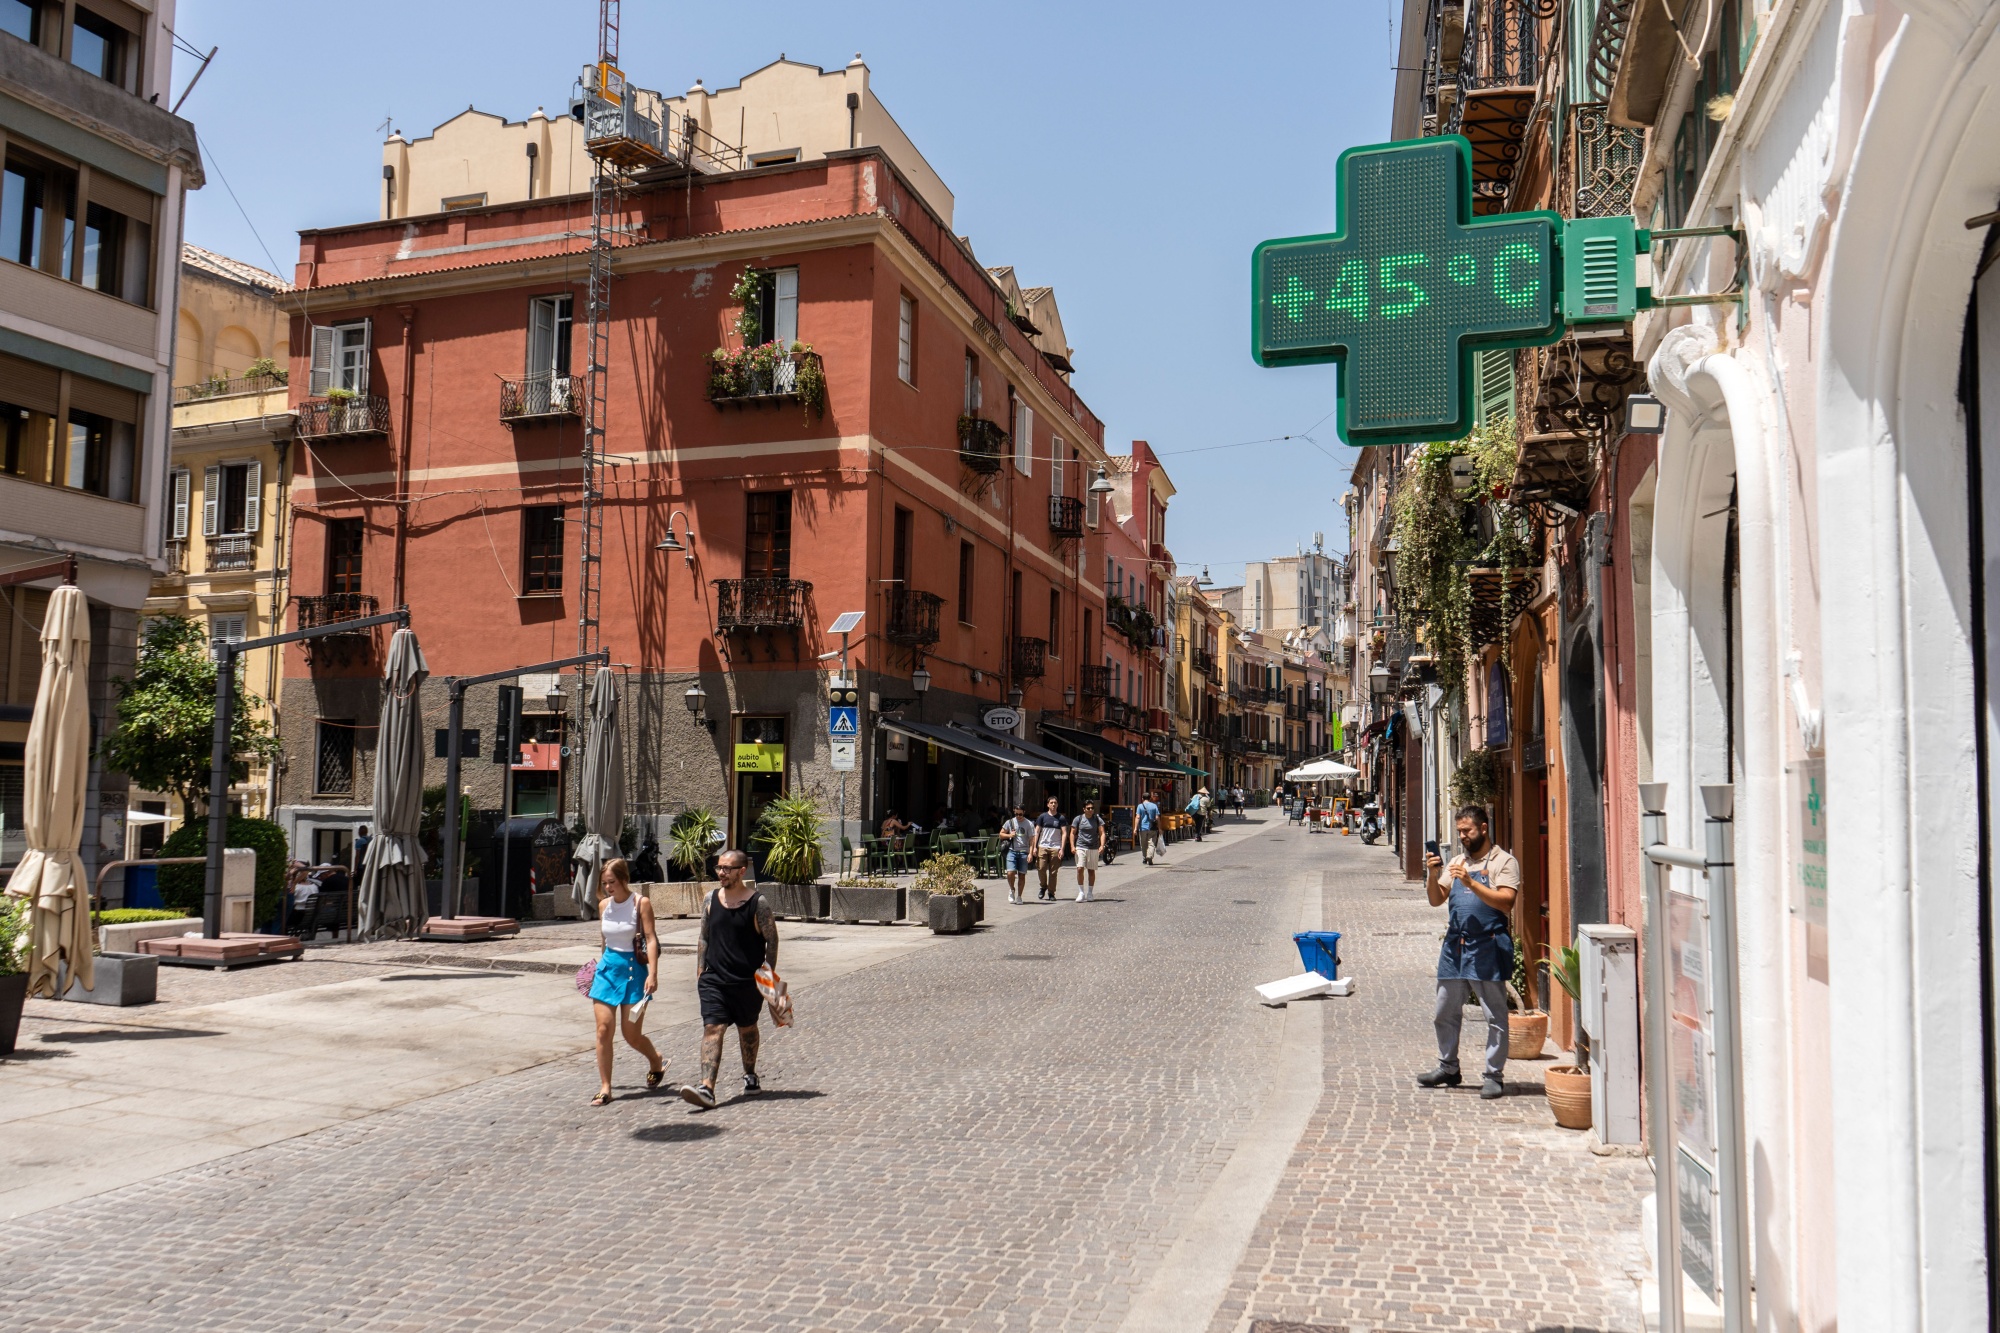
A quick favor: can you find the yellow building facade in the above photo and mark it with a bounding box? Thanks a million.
[140,247,295,826]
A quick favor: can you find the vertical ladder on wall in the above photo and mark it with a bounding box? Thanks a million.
[575,0,622,659]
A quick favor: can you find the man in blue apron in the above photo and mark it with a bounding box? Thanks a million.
[1418,804,1522,1099]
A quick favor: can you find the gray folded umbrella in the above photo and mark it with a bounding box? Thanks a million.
[358,628,429,939]
[571,667,624,914]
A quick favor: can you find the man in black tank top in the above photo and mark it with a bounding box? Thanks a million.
[680,849,778,1109]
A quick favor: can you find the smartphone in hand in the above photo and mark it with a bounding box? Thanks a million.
[1424,839,1440,856]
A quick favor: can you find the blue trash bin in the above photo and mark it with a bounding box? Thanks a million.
[1293,930,1341,980]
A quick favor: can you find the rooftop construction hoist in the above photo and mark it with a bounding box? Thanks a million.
[573,0,744,661]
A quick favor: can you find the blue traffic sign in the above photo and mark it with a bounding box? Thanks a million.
[829,705,859,738]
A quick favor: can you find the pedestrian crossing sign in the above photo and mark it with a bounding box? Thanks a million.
[829,705,859,738]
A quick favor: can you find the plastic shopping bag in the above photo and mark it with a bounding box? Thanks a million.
[755,964,794,1027]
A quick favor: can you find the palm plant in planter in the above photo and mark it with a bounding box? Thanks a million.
[1542,942,1593,1129]
[668,808,721,881]
[755,793,830,920]
[0,895,28,1053]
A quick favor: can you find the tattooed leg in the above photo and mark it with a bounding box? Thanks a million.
[699,1023,726,1089]
[737,1023,760,1075]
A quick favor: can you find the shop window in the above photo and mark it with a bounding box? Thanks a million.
[327,518,364,594]
[522,505,563,594]
[316,719,355,795]
[745,491,792,580]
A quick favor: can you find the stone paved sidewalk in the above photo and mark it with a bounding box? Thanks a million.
[1211,831,1651,1333]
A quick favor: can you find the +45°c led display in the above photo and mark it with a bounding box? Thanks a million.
[1252,136,1565,448]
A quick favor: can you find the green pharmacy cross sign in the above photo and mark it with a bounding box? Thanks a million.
[1253,136,1565,448]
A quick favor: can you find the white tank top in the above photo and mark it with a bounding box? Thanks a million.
[599,893,638,953]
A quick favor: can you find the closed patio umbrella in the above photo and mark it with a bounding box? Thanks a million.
[571,667,623,915]
[358,628,429,939]
[5,585,92,998]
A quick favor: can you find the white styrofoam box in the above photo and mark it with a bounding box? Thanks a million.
[1255,972,1333,1006]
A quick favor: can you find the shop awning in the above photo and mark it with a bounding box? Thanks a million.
[878,718,1101,779]
[964,723,1111,781]
[1039,723,1183,777]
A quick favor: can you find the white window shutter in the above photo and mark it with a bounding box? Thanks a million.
[171,469,189,539]
[310,325,335,395]
[243,461,262,534]
[774,268,799,346]
[1051,438,1064,495]
[1014,403,1033,476]
[201,465,219,536]
[528,298,554,377]
[354,318,373,394]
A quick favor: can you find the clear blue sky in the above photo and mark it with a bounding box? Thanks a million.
[173,0,1394,577]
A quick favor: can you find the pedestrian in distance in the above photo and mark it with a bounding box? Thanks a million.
[680,849,779,1109]
[351,824,371,876]
[999,803,1035,904]
[1418,805,1522,1099]
[1135,792,1163,865]
[1235,787,1246,816]
[587,858,666,1106]
[1069,799,1106,902]
[1186,788,1206,841]
[1032,795,1067,901]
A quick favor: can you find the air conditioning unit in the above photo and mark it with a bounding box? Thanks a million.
[1578,923,1640,1145]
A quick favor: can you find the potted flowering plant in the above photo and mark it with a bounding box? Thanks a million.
[909,852,979,934]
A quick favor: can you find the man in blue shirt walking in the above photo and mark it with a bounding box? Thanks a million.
[1134,792,1162,865]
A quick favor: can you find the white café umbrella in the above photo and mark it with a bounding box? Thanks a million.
[1285,757,1361,782]
[358,628,429,939]
[571,667,624,915]
[5,585,93,998]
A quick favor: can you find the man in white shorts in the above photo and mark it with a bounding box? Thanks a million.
[1068,799,1106,902]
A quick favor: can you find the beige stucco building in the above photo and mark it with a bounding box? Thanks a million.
[139,246,296,828]
[380,54,954,228]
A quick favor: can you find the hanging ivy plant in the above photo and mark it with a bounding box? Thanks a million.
[1448,747,1497,806]
[730,267,766,345]
[792,345,826,421]
[1387,417,1527,700]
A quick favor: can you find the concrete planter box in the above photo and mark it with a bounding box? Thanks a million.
[927,894,977,934]
[830,884,903,924]
[903,887,931,923]
[62,952,159,1006]
[98,917,202,954]
[529,892,556,920]
[764,883,826,920]
[644,882,705,918]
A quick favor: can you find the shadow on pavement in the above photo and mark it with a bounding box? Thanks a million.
[631,1122,727,1143]
[33,1026,224,1043]
[736,1089,824,1103]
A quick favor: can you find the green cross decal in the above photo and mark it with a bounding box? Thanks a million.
[1252,136,1565,447]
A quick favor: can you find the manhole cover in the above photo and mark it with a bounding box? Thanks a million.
[1003,953,1055,961]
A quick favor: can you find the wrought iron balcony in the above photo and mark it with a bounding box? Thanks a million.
[1011,635,1047,681]
[295,593,379,667]
[1080,664,1112,698]
[713,578,812,633]
[707,349,821,408]
[501,374,583,423]
[298,395,391,440]
[206,536,256,573]
[163,540,187,575]
[957,415,1008,474]
[885,587,943,648]
[1192,647,1215,678]
[1446,0,1540,213]
[1565,103,1645,220]
[1514,333,1644,504]
[1048,495,1085,539]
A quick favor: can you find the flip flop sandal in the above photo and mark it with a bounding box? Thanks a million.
[646,1067,666,1089]
[591,1090,614,1107]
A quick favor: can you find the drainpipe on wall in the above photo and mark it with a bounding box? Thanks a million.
[393,306,416,610]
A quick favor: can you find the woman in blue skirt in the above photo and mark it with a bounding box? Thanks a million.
[589,858,666,1105]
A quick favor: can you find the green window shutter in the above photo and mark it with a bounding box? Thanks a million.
[1474,349,1515,427]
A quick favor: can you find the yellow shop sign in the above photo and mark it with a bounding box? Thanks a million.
[734,743,785,772]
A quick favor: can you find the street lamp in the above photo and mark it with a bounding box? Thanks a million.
[654,509,696,565]
[911,664,932,694]
[1088,466,1114,495]
[1008,683,1024,709]
[1063,684,1076,711]
[1625,393,1667,435]
[1368,661,1391,700]
[1197,565,1213,587]
[683,681,713,731]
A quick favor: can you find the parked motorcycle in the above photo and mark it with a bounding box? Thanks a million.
[1358,801,1383,845]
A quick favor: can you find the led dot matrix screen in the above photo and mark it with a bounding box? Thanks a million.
[1252,136,1565,447]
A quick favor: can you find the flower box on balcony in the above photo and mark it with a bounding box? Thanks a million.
[708,345,825,417]
[500,374,583,424]
[298,394,390,440]
[957,415,1008,474]
[713,578,812,633]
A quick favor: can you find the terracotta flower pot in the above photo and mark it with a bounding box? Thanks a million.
[1508,1009,1549,1060]
[1544,1064,1593,1130]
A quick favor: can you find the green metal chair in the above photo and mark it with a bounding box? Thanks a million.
[840,836,862,876]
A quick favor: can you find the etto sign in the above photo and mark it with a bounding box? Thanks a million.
[1253,136,1564,447]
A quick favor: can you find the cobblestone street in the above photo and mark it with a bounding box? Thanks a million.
[2,812,1648,1331]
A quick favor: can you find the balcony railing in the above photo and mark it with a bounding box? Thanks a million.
[295,593,379,667]
[885,588,943,648]
[707,349,821,408]
[1447,0,1540,213]
[175,370,287,403]
[298,395,391,440]
[1011,635,1047,681]
[1566,102,1646,220]
[207,536,256,573]
[1080,664,1112,698]
[713,578,812,633]
[501,374,583,423]
[958,415,1008,474]
[163,540,187,575]
[1048,495,1085,539]
[1191,647,1215,677]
